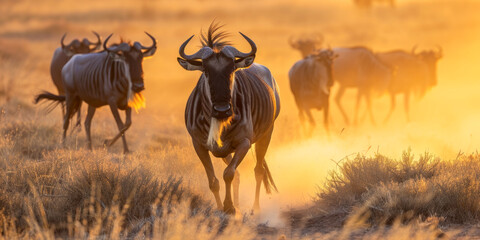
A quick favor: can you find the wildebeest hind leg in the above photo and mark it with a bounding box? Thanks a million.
[75,102,82,132]
[84,105,96,150]
[62,96,75,145]
[253,127,275,213]
[223,154,240,208]
[104,104,131,154]
[353,90,363,126]
[384,93,396,124]
[365,93,376,126]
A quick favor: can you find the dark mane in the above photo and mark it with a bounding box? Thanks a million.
[200,21,231,51]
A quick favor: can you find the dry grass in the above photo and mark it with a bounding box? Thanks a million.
[315,151,480,227]
[0,0,480,239]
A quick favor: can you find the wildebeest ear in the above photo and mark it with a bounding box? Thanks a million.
[235,56,255,69]
[62,48,75,57]
[177,58,203,71]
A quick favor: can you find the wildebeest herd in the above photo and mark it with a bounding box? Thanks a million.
[288,34,441,133]
[34,22,441,214]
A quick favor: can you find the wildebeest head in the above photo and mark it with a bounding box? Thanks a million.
[412,46,442,87]
[103,32,157,93]
[177,24,256,120]
[289,34,323,59]
[61,31,102,57]
[312,48,337,87]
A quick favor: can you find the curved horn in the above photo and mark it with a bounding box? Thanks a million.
[179,35,213,60]
[137,31,157,56]
[140,31,156,50]
[61,33,76,57]
[103,33,113,51]
[61,33,68,49]
[87,31,102,50]
[233,32,257,58]
[411,45,419,55]
[103,33,130,52]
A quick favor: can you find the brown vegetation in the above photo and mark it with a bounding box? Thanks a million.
[1,0,480,238]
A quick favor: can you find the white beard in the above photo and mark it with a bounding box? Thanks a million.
[207,117,231,148]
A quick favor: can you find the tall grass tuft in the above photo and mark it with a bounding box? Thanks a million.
[317,151,480,225]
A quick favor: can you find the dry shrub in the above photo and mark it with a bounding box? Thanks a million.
[320,150,440,207]
[1,120,59,159]
[318,151,480,225]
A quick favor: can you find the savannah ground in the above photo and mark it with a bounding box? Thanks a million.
[1,0,480,239]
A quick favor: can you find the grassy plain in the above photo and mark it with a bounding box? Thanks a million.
[1,0,480,238]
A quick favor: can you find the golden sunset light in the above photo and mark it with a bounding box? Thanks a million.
[1,0,480,238]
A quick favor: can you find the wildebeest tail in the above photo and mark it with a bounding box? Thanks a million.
[263,161,278,194]
[34,91,65,104]
[34,91,79,119]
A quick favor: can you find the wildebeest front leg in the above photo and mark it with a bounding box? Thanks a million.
[304,109,315,137]
[222,154,240,208]
[323,101,330,136]
[75,102,82,132]
[365,91,376,126]
[84,105,96,150]
[193,140,223,210]
[384,92,396,124]
[224,139,251,214]
[253,127,273,213]
[335,86,350,125]
[105,104,132,153]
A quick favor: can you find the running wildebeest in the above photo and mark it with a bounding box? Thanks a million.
[50,32,101,127]
[376,46,441,122]
[333,47,393,125]
[289,34,323,59]
[177,23,280,214]
[289,49,336,134]
[35,32,156,154]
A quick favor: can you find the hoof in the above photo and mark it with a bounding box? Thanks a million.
[251,206,260,215]
[103,139,112,147]
[224,206,236,215]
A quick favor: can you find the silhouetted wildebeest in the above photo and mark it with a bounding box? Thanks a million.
[36,32,156,153]
[333,47,393,125]
[50,32,101,127]
[289,49,336,134]
[377,46,442,122]
[354,0,395,8]
[178,22,280,214]
[289,34,324,59]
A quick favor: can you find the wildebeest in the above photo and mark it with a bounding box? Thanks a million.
[289,34,323,59]
[377,46,442,122]
[177,23,280,214]
[50,32,101,127]
[35,32,156,153]
[353,0,395,8]
[289,49,336,134]
[333,47,393,125]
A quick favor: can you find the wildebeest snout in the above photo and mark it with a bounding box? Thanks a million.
[212,103,232,119]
